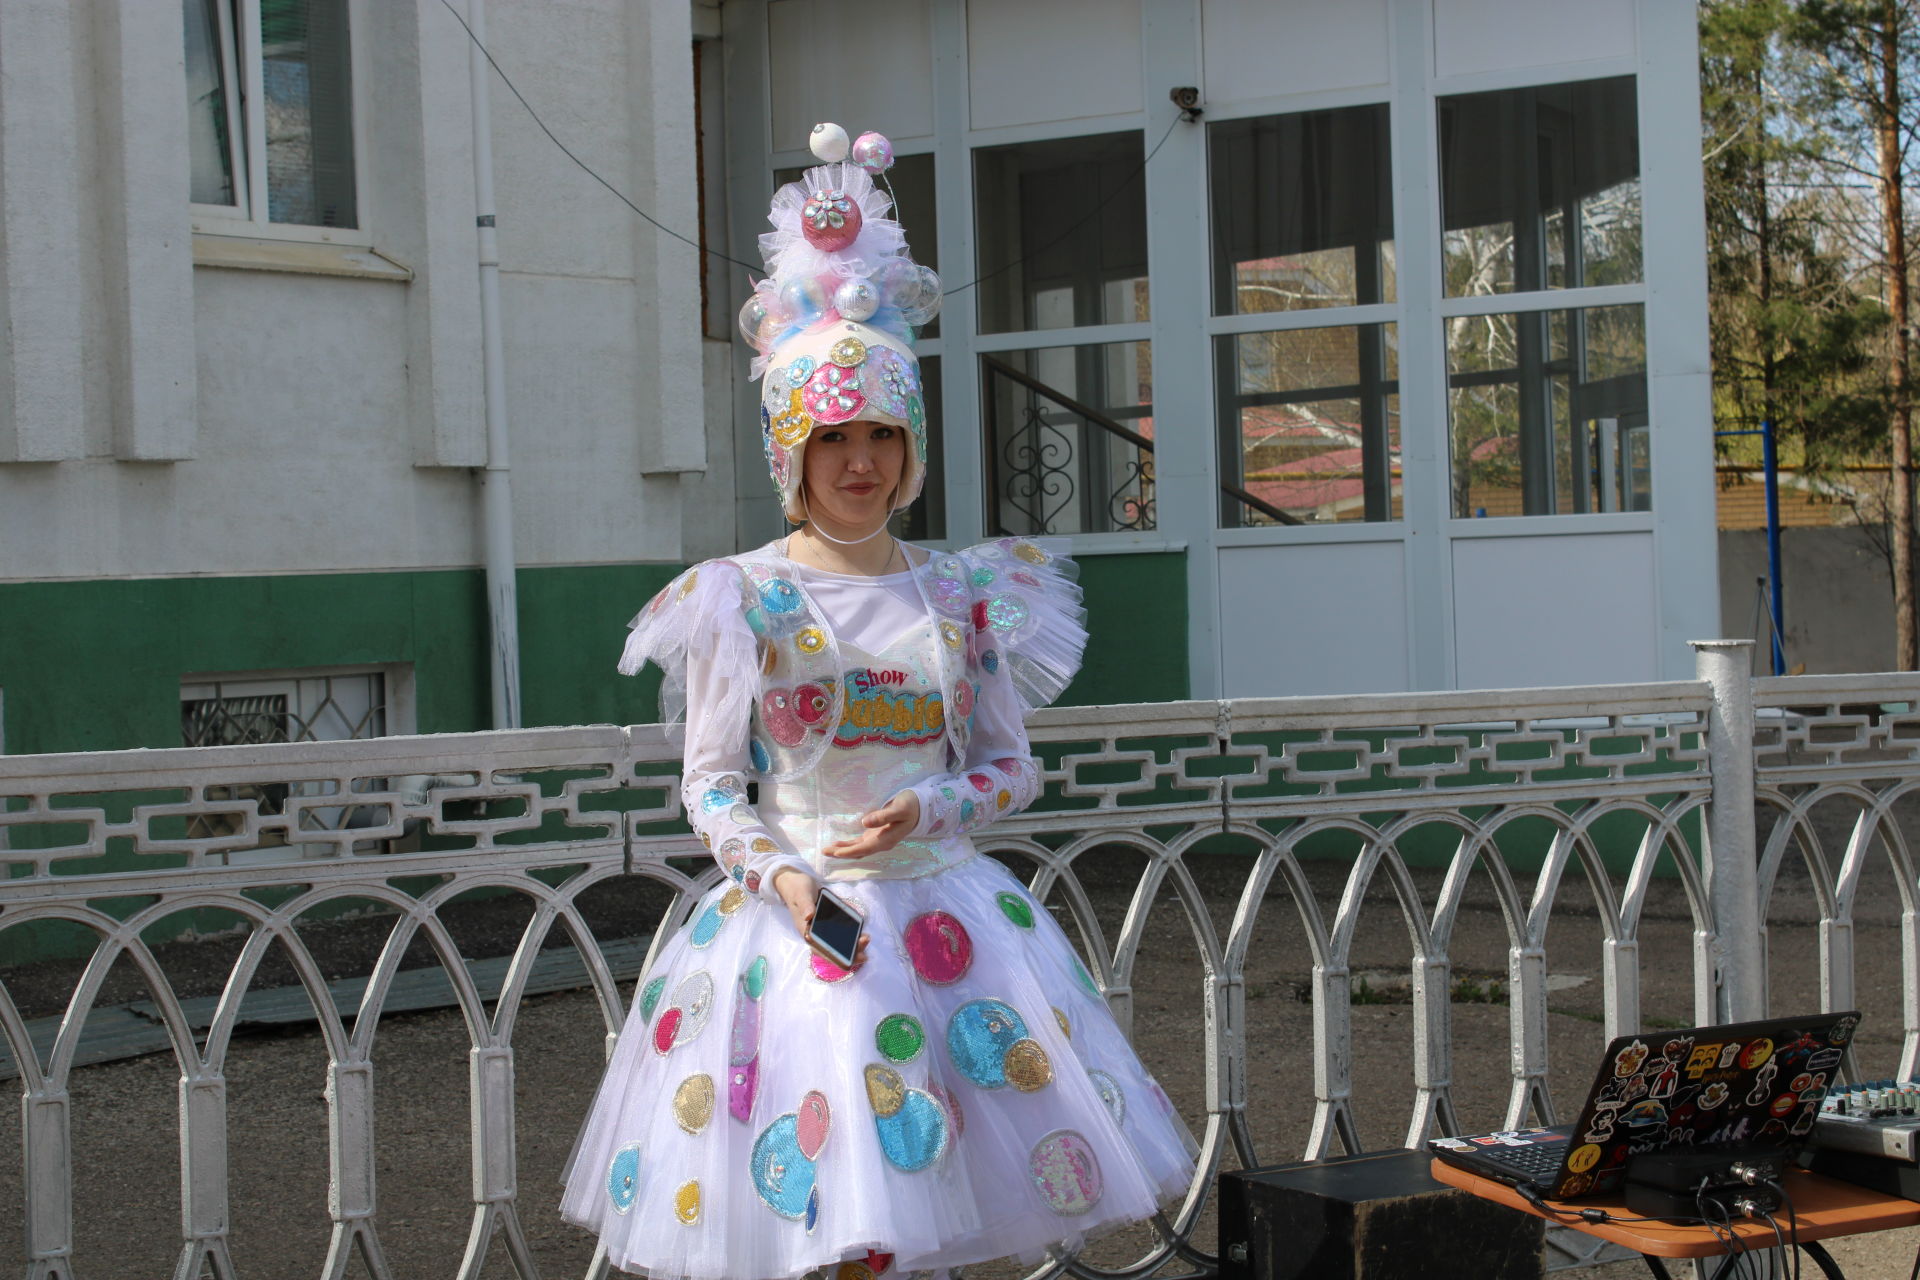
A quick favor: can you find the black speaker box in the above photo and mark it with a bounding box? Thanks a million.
[1218,1149,1544,1280]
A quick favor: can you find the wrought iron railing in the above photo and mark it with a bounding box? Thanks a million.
[981,356,1297,535]
[3,645,1918,1276]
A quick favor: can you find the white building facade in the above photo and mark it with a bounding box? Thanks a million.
[718,0,1715,698]
[0,0,1715,765]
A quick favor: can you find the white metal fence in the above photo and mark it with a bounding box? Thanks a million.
[2,642,1916,1278]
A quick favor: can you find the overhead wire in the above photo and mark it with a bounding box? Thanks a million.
[436,0,1192,304]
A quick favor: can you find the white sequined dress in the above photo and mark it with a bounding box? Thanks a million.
[560,540,1198,1280]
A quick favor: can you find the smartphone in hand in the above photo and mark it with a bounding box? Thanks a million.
[807,885,865,969]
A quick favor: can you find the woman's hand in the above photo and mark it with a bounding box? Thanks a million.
[770,867,870,969]
[821,790,921,862]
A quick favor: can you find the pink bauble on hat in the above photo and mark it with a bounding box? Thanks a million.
[741,122,941,523]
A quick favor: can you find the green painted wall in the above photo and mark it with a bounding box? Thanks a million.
[1068,552,1189,707]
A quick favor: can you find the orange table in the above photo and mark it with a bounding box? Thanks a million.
[1432,1159,1920,1278]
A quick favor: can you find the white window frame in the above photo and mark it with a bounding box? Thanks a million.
[188,0,373,247]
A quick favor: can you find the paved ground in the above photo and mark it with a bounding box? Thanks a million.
[3,845,1919,1279]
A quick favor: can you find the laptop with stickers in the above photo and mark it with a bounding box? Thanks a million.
[1428,1010,1861,1200]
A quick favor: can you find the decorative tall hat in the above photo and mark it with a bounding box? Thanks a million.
[740,123,942,522]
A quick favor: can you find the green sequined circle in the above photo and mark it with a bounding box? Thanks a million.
[996,891,1035,930]
[970,566,996,587]
[875,1012,927,1063]
[639,975,668,1022]
[745,954,769,1000]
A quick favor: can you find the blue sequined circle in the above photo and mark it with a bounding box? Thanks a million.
[960,800,976,825]
[745,606,767,635]
[690,901,727,948]
[1088,1069,1126,1126]
[985,595,1030,632]
[749,738,771,772]
[875,1089,950,1171]
[805,1183,820,1232]
[786,356,817,387]
[701,788,737,814]
[749,1113,816,1219]
[947,998,1032,1089]
[982,649,1000,674]
[760,579,802,614]
[607,1143,641,1214]
[638,976,668,1022]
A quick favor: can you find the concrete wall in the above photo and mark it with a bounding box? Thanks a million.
[1719,527,1896,674]
[0,0,700,582]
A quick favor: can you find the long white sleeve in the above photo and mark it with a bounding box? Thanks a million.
[623,562,813,905]
[896,668,1044,839]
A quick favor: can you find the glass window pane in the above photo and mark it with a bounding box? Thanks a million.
[777,152,938,338]
[1215,325,1399,526]
[1208,104,1395,315]
[973,132,1149,335]
[1447,304,1648,517]
[185,0,237,207]
[263,0,357,227]
[1439,76,1641,297]
[982,342,1153,534]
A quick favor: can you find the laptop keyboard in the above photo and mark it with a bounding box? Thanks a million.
[1475,1141,1567,1187]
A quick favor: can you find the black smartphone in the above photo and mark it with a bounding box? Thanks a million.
[807,886,865,970]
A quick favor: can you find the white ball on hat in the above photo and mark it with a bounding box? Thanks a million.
[809,122,851,163]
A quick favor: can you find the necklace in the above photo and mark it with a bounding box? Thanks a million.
[787,531,902,577]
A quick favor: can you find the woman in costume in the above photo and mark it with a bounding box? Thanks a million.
[561,122,1197,1280]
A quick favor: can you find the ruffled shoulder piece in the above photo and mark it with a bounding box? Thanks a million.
[617,559,757,728]
[955,537,1086,713]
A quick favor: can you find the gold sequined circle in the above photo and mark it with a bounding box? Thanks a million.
[751,836,778,854]
[761,641,779,676]
[678,569,700,598]
[673,1179,701,1224]
[1012,541,1047,564]
[939,620,964,651]
[796,626,826,655]
[837,1264,879,1280]
[1053,1007,1072,1039]
[1005,1038,1054,1092]
[772,388,814,449]
[865,1063,907,1117]
[830,336,869,367]
[718,886,747,916]
[997,789,1012,810]
[673,1074,715,1134]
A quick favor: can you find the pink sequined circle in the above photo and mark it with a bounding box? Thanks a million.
[952,681,975,720]
[797,1090,832,1159]
[653,1006,683,1054]
[1029,1129,1103,1215]
[804,364,865,424]
[810,952,854,983]
[761,690,806,746]
[794,682,831,725]
[967,772,994,793]
[904,911,974,985]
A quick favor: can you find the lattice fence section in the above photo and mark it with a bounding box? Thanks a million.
[1753,674,1920,1080]
[0,679,1768,1279]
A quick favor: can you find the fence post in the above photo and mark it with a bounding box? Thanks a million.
[1694,639,1764,1022]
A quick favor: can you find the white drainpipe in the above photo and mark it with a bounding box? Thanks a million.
[465,0,521,728]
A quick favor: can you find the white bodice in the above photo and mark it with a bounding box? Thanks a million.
[758,623,976,882]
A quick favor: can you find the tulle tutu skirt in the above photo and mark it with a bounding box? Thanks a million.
[560,854,1199,1280]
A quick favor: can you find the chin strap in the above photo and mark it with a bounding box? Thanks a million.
[793,480,900,546]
